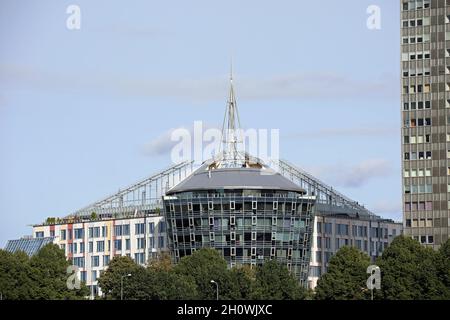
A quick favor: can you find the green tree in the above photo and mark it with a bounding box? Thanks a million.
[147,251,173,272]
[0,250,34,299]
[230,265,258,300]
[315,246,371,300]
[251,260,306,300]
[97,256,144,299]
[29,244,88,299]
[174,248,241,300]
[378,236,447,300]
[437,238,450,298]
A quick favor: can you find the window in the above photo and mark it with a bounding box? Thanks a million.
[88,227,100,238]
[114,225,122,236]
[230,201,235,210]
[149,222,155,234]
[137,238,145,249]
[91,256,100,267]
[103,255,110,266]
[96,241,104,252]
[208,201,213,210]
[252,201,257,210]
[60,230,66,240]
[125,239,130,250]
[114,239,122,251]
[135,253,145,264]
[88,241,93,253]
[135,223,145,235]
[273,201,278,210]
[73,257,85,268]
[74,228,84,239]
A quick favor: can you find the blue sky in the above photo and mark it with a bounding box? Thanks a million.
[0,0,400,246]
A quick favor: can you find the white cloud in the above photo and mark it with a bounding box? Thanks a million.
[305,158,392,188]
[141,128,180,156]
[141,122,222,157]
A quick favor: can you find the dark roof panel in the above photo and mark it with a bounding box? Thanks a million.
[167,167,305,194]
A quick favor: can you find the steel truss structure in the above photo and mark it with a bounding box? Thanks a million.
[277,159,375,218]
[68,158,376,220]
[70,161,195,217]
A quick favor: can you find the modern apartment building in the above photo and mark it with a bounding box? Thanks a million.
[401,0,450,248]
[31,215,167,296]
[307,214,402,289]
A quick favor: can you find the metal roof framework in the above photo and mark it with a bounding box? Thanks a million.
[68,158,376,220]
[70,160,195,217]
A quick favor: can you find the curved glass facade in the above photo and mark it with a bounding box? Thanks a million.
[164,189,315,285]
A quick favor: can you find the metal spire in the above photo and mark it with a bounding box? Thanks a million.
[217,63,244,167]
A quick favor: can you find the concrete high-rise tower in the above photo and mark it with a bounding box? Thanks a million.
[401,0,450,248]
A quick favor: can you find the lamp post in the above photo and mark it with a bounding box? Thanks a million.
[121,273,132,300]
[210,280,218,301]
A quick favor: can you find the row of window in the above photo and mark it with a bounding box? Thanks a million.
[403,100,431,111]
[404,184,433,194]
[401,51,430,62]
[402,84,431,94]
[402,67,431,78]
[169,200,308,213]
[402,17,430,28]
[404,151,432,160]
[402,34,430,44]
[403,168,432,177]
[401,1,430,11]
[171,217,308,229]
[174,247,305,259]
[403,134,431,144]
[404,202,433,211]
[415,235,434,244]
[58,222,163,240]
[73,253,146,269]
[316,223,394,239]
[174,231,307,244]
[60,236,165,254]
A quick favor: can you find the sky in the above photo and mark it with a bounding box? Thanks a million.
[0,0,401,247]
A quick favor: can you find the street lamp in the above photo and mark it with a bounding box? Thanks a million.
[121,273,132,300]
[210,280,218,301]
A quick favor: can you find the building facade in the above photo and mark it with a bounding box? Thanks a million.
[31,214,166,296]
[401,0,450,248]
[163,163,316,285]
[307,214,402,289]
